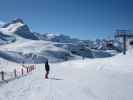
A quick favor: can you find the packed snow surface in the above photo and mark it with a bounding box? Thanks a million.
[0,50,133,100]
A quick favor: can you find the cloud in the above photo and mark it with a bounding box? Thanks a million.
[0,20,5,25]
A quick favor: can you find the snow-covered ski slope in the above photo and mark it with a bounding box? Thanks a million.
[0,50,133,100]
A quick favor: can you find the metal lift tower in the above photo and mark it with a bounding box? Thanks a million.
[115,30,133,55]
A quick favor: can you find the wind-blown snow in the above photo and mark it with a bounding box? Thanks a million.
[0,51,133,100]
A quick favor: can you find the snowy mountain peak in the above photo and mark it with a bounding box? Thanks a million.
[0,18,27,35]
[11,18,24,24]
[45,33,61,39]
[0,18,32,39]
[2,18,24,28]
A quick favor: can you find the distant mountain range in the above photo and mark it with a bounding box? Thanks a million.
[0,18,122,63]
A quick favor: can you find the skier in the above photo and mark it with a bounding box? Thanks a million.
[45,60,50,79]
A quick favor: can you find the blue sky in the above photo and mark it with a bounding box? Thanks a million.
[0,0,132,40]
